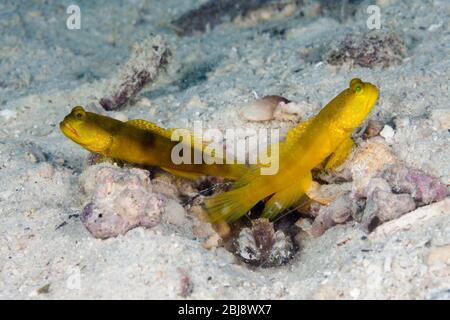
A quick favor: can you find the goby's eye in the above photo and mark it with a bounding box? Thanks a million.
[72,106,86,120]
[349,78,363,94]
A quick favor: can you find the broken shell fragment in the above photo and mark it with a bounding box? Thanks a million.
[273,101,305,122]
[240,95,290,121]
[363,120,384,139]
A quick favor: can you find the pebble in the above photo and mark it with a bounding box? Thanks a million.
[80,164,166,239]
[363,120,384,139]
[361,189,416,233]
[380,125,395,144]
[362,177,391,198]
[202,233,221,250]
[163,200,187,227]
[190,205,215,238]
[382,164,448,204]
[311,192,352,237]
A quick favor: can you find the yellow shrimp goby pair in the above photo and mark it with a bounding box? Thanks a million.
[206,78,379,222]
[60,107,248,180]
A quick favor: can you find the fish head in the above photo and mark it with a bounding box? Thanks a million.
[60,106,113,153]
[337,78,379,131]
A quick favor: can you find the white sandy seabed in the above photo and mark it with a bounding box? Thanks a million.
[0,0,449,299]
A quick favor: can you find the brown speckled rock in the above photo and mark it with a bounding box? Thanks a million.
[80,164,166,239]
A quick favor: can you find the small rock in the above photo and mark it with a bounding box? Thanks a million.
[37,283,51,295]
[294,218,314,245]
[310,212,335,237]
[80,164,165,239]
[240,95,289,121]
[380,125,395,144]
[214,220,231,238]
[296,200,322,217]
[202,233,222,250]
[190,205,215,238]
[311,192,352,237]
[363,120,384,139]
[350,197,366,222]
[163,200,187,227]
[362,177,391,198]
[370,199,450,239]
[382,164,448,204]
[295,218,313,235]
[361,188,416,233]
[350,138,397,194]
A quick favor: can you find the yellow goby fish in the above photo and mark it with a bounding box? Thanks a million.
[60,106,247,180]
[206,78,379,222]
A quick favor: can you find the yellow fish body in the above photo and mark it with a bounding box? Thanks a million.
[206,78,379,222]
[60,106,247,180]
